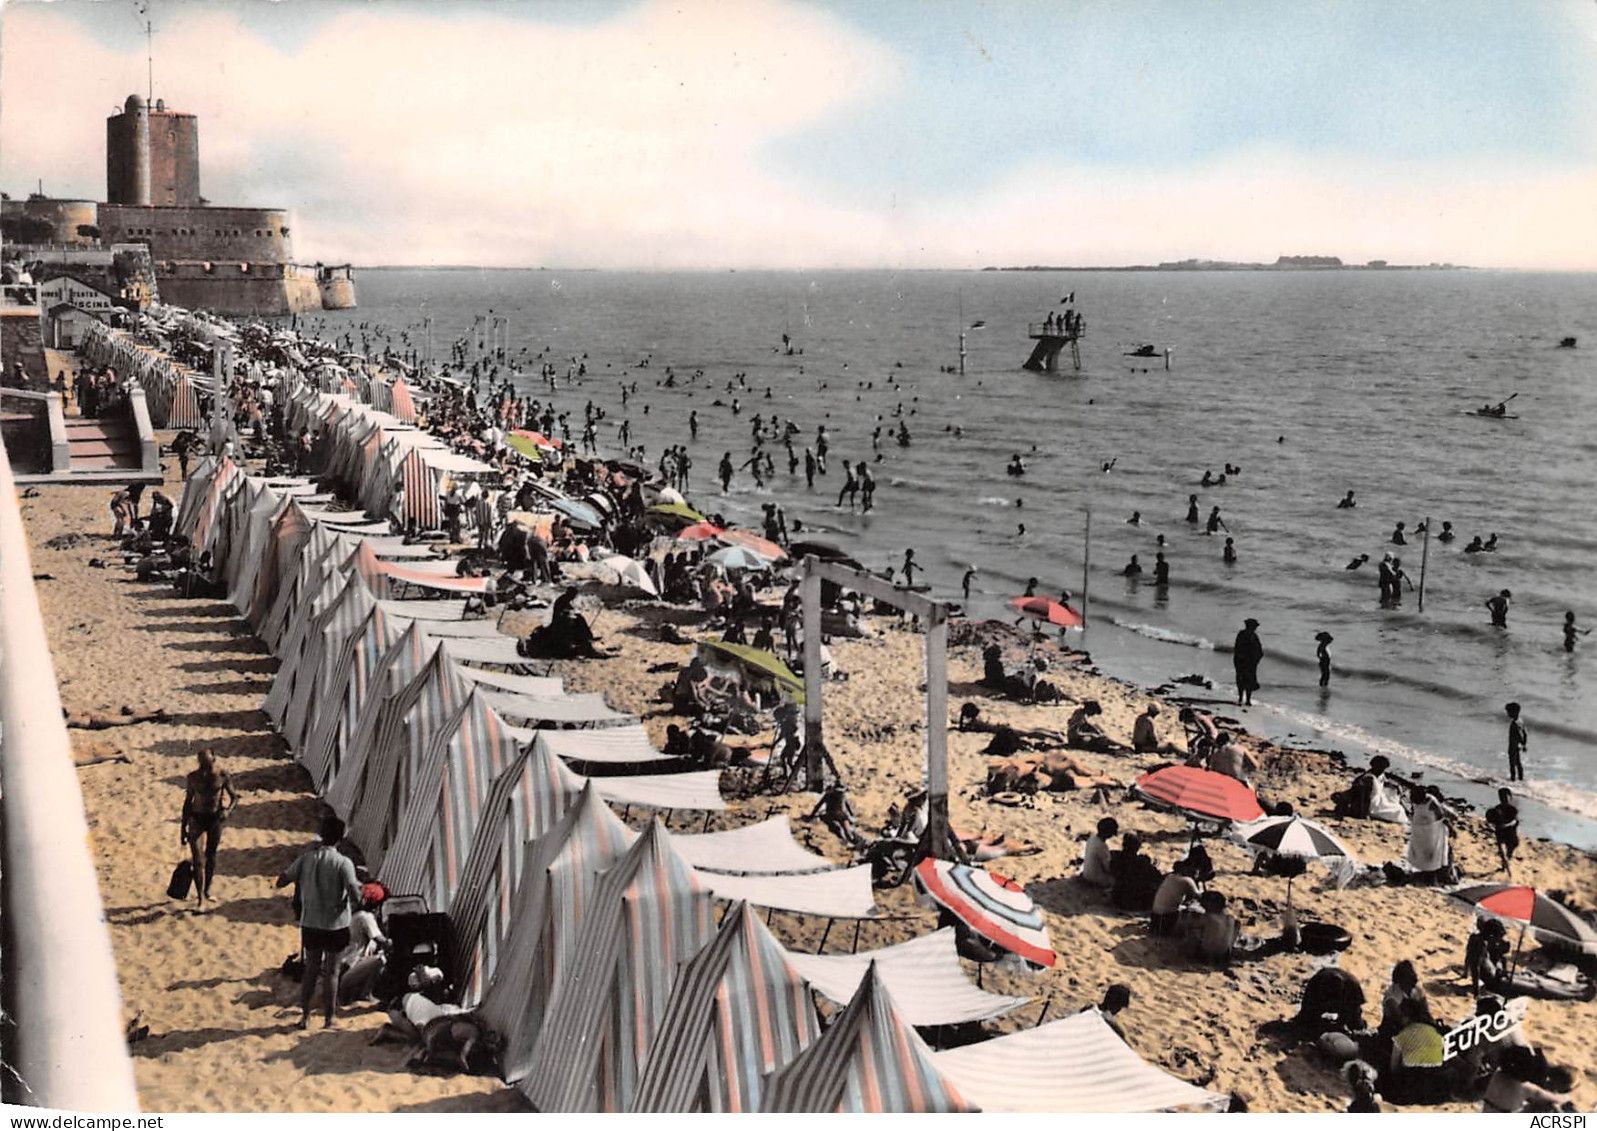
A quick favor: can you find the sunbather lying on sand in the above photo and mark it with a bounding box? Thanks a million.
[986,753,1119,794]
[66,707,170,729]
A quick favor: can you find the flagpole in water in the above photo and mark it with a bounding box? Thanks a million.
[1081,505,1092,627]
[1418,514,1431,612]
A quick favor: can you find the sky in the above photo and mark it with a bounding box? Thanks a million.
[3,0,1596,269]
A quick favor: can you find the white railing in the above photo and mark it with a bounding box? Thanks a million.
[0,431,140,1110]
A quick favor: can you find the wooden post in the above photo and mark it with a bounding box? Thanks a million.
[1080,506,1091,627]
[1417,515,1431,612]
[801,559,824,790]
[958,331,966,376]
[925,609,950,860]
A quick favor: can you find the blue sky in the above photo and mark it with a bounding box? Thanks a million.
[4,0,1595,268]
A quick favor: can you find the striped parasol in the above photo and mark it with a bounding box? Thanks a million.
[674,520,724,541]
[1234,815,1351,860]
[913,859,1055,970]
[718,527,788,561]
[1451,884,1597,955]
[1132,765,1265,824]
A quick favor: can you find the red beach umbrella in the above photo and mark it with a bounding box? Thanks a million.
[913,859,1055,970]
[1451,884,1597,955]
[719,527,788,561]
[1133,765,1265,824]
[676,521,725,542]
[1009,595,1083,629]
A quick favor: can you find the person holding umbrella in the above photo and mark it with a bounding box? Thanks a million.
[1233,618,1263,706]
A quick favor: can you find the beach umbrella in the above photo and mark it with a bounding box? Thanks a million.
[1233,815,1353,905]
[701,640,805,704]
[1451,884,1597,956]
[1009,595,1084,629]
[651,486,686,506]
[674,520,724,541]
[1132,765,1265,825]
[549,497,604,528]
[591,555,659,597]
[511,428,562,449]
[647,501,708,526]
[912,859,1055,970]
[706,545,772,572]
[719,528,788,562]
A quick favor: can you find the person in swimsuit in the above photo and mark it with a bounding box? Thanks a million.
[180,749,238,906]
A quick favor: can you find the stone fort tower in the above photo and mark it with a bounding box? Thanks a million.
[106,94,201,207]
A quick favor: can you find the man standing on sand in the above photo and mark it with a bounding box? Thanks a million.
[1233,618,1263,706]
[277,814,363,1030]
[1504,702,1527,782]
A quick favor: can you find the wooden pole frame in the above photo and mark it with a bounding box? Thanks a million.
[800,556,953,859]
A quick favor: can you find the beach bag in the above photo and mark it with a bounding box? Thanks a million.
[167,859,194,900]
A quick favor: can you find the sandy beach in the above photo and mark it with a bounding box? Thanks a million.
[22,345,1597,1112]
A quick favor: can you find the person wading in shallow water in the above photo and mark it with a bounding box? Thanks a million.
[1233,617,1263,707]
[180,749,237,907]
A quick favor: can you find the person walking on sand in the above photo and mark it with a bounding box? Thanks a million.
[1485,787,1520,875]
[180,749,237,906]
[1504,702,1527,782]
[277,814,363,1030]
[1233,618,1263,706]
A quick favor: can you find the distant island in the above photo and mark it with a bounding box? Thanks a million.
[983,256,1467,272]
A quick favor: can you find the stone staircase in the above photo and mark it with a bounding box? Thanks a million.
[65,416,143,473]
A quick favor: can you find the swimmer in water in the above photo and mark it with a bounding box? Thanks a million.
[1127,511,1142,525]
[1391,522,1406,546]
[1156,534,1167,549]
[1437,521,1455,543]
[1486,589,1512,628]
[1007,454,1026,477]
[1565,611,1590,652]
[1206,506,1228,535]
[1337,490,1356,509]
[1464,535,1484,553]
[1153,552,1169,586]
[1122,554,1143,577]
[1315,631,1333,687]
[1017,523,1027,537]
[1483,533,1498,552]
[1346,554,1370,570]
[1202,469,1214,487]
[1186,494,1200,523]
[1223,537,1237,564]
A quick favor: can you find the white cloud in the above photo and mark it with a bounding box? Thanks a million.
[3,2,1594,269]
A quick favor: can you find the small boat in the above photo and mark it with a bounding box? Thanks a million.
[1125,344,1159,358]
[1558,336,1577,349]
[1466,410,1519,420]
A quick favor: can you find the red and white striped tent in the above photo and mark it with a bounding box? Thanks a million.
[633,900,822,1113]
[390,376,417,423]
[519,822,717,1113]
[167,372,204,429]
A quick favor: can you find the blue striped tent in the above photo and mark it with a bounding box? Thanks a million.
[325,621,438,820]
[301,601,400,795]
[760,962,974,1113]
[519,821,716,1113]
[633,901,821,1113]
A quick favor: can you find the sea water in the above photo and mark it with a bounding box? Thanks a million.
[307,267,1597,846]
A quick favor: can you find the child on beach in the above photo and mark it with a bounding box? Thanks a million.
[1485,788,1520,874]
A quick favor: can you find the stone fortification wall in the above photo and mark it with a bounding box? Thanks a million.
[155,262,321,316]
[0,199,100,244]
[98,204,292,265]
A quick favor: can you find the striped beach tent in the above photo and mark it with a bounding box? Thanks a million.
[632,901,821,1113]
[391,376,417,423]
[246,499,311,632]
[261,553,346,729]
[227,484,288,617]
[761,962,974,1113]
[167,372,204,429]
[477,783,638,1080]
[175,453,218,538]
[519,822,716,1113]
[283,573,375,755]
[400,448,440,530]
[325,621,438,819]
[346,646,469,868]
[190,456,243,555]
[260,520,339,650]
[380,688,530,911]
[343,540,393,600]
[447,742,584,1007]
[301,602,400,794]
